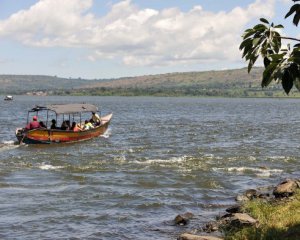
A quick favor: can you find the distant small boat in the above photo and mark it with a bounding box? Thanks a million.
[4,95,13,101]
[15,103,113,144]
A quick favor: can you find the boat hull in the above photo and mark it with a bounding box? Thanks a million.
[16,113,112,144]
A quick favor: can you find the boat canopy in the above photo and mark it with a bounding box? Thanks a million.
[30,104,98,115]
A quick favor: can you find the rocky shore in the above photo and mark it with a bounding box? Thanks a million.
[175,178,300,240]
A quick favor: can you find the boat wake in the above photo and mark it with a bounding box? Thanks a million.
[101,128,111,138]
[0,140,19,152]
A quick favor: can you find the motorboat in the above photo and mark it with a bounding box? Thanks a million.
[4,95,13,101]
[16,103,112,144]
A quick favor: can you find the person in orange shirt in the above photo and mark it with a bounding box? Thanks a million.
[71,122,81,131]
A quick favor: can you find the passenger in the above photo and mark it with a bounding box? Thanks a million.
[61,121,69,130]
[25,116,41,130]
[50,119,59,129]
[91,111,101,126]
[66,120,71,129]
[83,120,94,130]
[71,122,81,132]
[39,121,47,128]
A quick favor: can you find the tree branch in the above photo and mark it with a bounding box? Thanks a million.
[280,36,300,42]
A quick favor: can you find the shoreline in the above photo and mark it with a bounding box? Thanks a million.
[177,178,300,240]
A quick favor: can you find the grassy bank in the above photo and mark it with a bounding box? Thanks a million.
[225,190,300,240]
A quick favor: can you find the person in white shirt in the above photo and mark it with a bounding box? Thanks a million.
[91,112,101,126]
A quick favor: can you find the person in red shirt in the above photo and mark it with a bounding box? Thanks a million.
[25,116,41,130]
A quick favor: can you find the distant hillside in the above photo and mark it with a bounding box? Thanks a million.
[0,75,101,94]
[69,67,299,97]
[1,68,299,97]
[77,67,264,89]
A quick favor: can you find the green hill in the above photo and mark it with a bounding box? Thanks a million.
[1,68,299,97]
[0,75,101,94]
[68,67,300,97]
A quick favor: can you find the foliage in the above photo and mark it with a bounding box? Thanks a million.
[240,0,300,94]
[225,190,300,240]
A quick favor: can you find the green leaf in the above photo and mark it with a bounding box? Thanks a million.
[253,24,267,31]
[293,10,300,26]
[252,38,261,47]
[272,40,281,53]
[242,44,254,58]
[285,4,300,19]
[289,63,300,79]
[262,61,279,87]
[242,30,256,40]
[248,55,258,73]
[270,53,285,61]
[282,70,293,94]
[285,4,300,26]
[260,18,269,24]
[274,24,284,28]
[263,57,271,67]
[239,38,252,51]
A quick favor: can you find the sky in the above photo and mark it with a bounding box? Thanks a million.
[0,0,298,79]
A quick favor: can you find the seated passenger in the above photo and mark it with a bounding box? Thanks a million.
[61,121,69,130]
[25,116,41,130]
[39,121,47,128]
[71,122,81,132]
[66,120,71,129]
[50,119,59,129]
[91,111,101,126]
[83,120,94,130]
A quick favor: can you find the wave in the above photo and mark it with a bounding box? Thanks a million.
[213,166,283,177]
[267,156,288,160]
[131,156,187,165]
[38,163,64,170]
[203,154,223,160]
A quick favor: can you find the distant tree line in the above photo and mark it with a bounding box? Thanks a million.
[52,85,299,98]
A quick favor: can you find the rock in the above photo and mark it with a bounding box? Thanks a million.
[174,212,194,226]
[202,221,219,232]
[257,185,274,192]
[175,215,187,225]
[236,189,259,202]
[178,233,224,240]
[229,213,257,227]
[235,194,249,202]
[295,179,300,188]
[273,179,298,198]
[258,193,270,199]
[226,204,242,213]
[183,212,194,219]
[244,189,258,199]
[219,213,232,220]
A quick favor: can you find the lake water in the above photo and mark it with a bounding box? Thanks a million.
[0,96,299,239]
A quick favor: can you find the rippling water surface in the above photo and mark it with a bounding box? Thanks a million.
[0,96,299,239]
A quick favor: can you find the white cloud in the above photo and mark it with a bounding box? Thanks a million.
[280,0,292,4]
[0,0,276,67]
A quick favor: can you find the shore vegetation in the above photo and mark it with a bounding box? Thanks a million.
[225,190,300,240]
